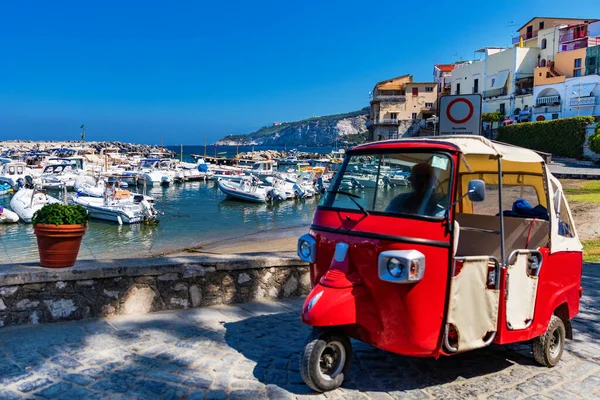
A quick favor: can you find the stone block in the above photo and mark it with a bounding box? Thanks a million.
[190,285,202,307]
[282,276,299,297]
[121,286,156,315]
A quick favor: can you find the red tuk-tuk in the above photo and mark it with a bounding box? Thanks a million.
[297,136,583,392]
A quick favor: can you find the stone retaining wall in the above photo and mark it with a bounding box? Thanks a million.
[0,253,309,328]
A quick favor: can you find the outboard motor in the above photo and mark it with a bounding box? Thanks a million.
[293,183,306,199]
[16,177,25,189]
[24,176,34,189]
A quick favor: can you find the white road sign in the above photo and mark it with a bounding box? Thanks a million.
[438,94,482,135]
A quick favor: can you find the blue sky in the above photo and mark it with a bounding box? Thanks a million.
[1,1,600,145]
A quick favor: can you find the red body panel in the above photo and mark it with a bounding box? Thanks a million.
[496,249,582,343]
[305,209,452,357]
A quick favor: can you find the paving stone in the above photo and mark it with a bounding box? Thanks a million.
[17,377,53,393]
[34,382,73,398]
[63,373,95,386]
[0,389,21,400]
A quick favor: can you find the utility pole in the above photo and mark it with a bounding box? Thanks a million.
[578,83,582,117]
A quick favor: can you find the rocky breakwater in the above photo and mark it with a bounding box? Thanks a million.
[236,150,337,161]
[1,140,176,158]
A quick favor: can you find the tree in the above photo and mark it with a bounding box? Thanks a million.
[481,112,503,138]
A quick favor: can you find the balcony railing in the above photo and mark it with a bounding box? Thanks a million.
[483,87,507,98]
[559,30,587,43]
[371,95,406,103]
[379,119,401,125]
[570,96,597,106]
[512,30,538,45]
[535,95,561,107]
[514,87,533,96]
[533,105,561,114]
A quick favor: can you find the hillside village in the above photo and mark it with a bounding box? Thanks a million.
[368,16,600,141]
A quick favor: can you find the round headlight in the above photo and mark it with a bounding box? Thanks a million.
[300,241,312,259]
[387,258,405,278]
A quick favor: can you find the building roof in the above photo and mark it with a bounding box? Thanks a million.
[434,64,455,72]
[516,17,598,32]
[375,74,412,87]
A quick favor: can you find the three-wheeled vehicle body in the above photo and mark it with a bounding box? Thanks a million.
[297,135,583,392]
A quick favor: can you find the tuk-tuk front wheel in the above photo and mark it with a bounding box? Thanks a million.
[300,329,352,392]
[533,315,566,367]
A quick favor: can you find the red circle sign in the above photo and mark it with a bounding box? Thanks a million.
[446,98,474,124]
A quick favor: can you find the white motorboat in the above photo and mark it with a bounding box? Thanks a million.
[248,160,275,182]
[0,206,19,223]
[9,187,62,223]
[71,189,159,225]
[264,175,309,199]
[40,163,82,190]
[135,159,172,186]
[0,161,37,189]
[217,177,284,203]
[74,176,106,197]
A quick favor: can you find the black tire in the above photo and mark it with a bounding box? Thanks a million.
[300,329,352,392]
[533,315,566,367]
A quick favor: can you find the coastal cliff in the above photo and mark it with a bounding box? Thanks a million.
[216,108,369,147]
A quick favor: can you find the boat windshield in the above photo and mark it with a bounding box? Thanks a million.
[320,151,452,219]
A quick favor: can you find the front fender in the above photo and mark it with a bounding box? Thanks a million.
[301,283,382,333]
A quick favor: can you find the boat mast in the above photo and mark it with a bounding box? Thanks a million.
[204,137,207,158]
[180,144,183,162]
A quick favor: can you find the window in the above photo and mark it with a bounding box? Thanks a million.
[539,21,545,30]
[389,112,397,120]
[473,78,479,93]
[412,113,418,119]
[425,86,434,92]
[491,78,496,87]
[456,83,461,95]
[555,191,575,237]
[541,38,547,49]
[590,56,597,66]
[320,152,452,219]
[471,184,542,217]
[425,102,433,108]
[412,87,419,96]
[574,69,582,77]
[499,103,506,115]
[552,113,559,120]
[575,58,582,68]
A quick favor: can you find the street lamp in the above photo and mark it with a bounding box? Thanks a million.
[572,83,583,117]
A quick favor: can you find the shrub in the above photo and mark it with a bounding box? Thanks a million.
[589,132,600,154]
[32,204,89,226]
[496,117,594,158]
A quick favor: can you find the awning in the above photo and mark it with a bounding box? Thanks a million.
[572,83,597,97]
[490,70,510,89]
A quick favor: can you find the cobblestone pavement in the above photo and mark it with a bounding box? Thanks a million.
[0,265,598,400]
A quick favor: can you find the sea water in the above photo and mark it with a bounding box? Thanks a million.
[0,144,332,264]
[0,180,319,264]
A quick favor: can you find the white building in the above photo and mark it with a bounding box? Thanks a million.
[533,75,600,121]
[451,47,539,121]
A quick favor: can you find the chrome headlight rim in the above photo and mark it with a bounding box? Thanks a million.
[297,234,317,263]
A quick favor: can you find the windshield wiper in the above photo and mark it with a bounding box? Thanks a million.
[328,190,369,216]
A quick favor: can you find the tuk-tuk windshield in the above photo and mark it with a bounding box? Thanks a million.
[320,152,452,219]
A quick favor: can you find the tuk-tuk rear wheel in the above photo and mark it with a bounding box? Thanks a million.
[300,329,352,392]
[533,315,566,367]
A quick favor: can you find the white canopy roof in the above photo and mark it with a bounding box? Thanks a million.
[490,70,510,90]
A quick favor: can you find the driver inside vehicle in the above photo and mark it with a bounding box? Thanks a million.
[386,162,446,217]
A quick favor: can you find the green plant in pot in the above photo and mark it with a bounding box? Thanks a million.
[32,204,89,268]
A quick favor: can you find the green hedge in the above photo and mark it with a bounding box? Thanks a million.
[496,117,594,158]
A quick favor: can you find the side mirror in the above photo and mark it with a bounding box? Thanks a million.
[467,180,486,202]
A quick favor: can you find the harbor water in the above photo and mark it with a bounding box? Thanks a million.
[0,145,332,264]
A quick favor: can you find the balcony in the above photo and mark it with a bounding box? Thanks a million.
[559,29,587,43]
[533,105,562,114]
[379,119,401,125]
[569,96,597,106]
[483,87,507,99]
[371,90,406,102]
[514,87,533,96]
[512,30,538,45]
[535,95,561,107]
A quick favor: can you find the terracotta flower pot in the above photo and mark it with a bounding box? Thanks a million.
[33,224,87,268]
